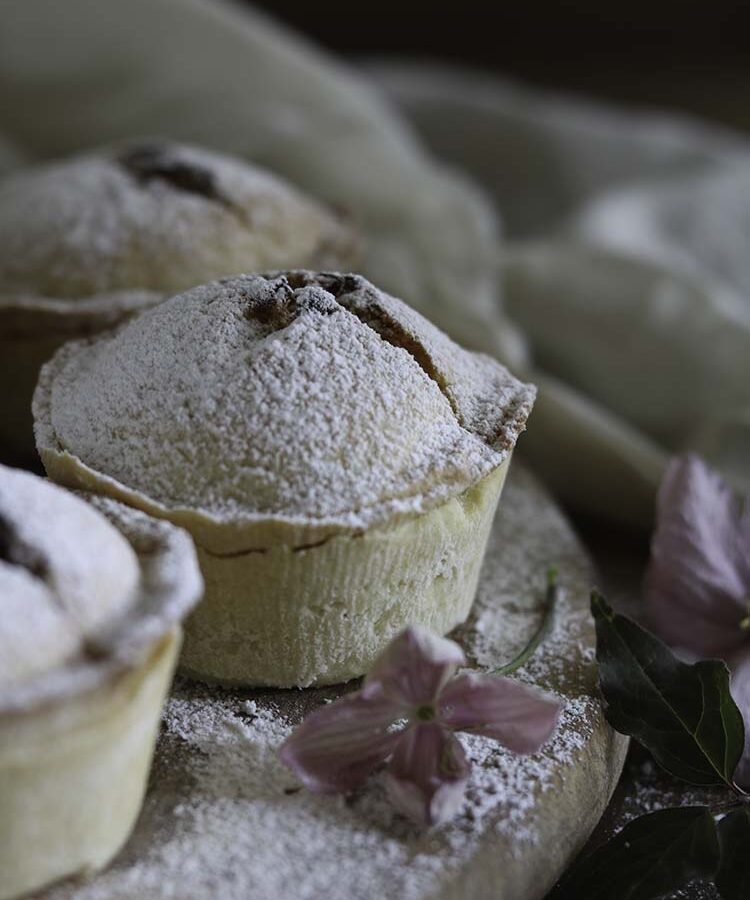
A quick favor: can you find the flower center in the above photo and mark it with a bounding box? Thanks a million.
[415,704,436,722]
[740,601,750,632]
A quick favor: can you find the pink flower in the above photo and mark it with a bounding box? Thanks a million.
[644,454,750,780]
[279,626,561,826]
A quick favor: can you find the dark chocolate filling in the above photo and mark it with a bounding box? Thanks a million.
[118,143,231,208]
[0,512,48,580]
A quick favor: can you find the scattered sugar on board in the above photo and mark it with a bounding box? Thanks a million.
[40,467,618,900]
[597,756,725,900]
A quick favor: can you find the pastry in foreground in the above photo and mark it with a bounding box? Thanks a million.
[0,141,357,463]
[0,464,202,900]
[34,271,535,687]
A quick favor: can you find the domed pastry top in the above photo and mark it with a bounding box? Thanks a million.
[0,464,202,711]
[36,272,536,551]
[0,141,356,316]
[0,465,139,691]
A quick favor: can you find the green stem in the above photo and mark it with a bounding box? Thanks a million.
[491,568,560,677]
[731,781,749,799]
[711,794,750,816]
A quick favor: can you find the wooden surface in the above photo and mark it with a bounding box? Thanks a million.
[36,465,628,900]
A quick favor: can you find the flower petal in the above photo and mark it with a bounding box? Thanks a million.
[279,690,401,793]
[645,455,750,657]
[384,723,469,826]
[438,672,560,753]
[365,625,466,707]
[729,650,750,788]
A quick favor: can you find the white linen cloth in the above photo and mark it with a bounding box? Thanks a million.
[372,65,750,523]
[1,0,748,526]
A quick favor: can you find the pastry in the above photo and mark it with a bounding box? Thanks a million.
[0,140,357,463]
[0,464,202,899]
[34,271,535,687]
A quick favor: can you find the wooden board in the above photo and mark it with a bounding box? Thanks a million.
[39,465,628,900]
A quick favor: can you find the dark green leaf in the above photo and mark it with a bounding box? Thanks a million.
[716,806,750,899]
[591,591,745,787]
[550,806,720,900]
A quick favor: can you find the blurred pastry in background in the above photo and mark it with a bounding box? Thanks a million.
[0,140,358,464]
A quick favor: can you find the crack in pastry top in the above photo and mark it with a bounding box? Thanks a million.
[42,272,535,539]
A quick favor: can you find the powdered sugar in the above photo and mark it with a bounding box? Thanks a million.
[42,272,535,539]
[39,467,624,900]
[0,142,354,302]
[0,464,138,690]
[0,467,201,713]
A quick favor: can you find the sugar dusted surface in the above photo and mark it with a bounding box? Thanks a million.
[573,519,725,900]
[0,465,139,691]
[0,143,352,300]
[46,273,535,531]
[0,470,201,714]
[39,466,619,900]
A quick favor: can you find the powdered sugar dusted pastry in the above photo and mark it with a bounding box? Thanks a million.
[0,141,357,463]
[35,271,535,687]
[0,465,202,900]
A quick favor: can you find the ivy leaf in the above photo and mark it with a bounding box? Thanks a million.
[591,591,745,787]
[716,806,750,899]
[550,806,720,900]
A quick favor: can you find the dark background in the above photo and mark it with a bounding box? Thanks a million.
[253,0,750,131]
